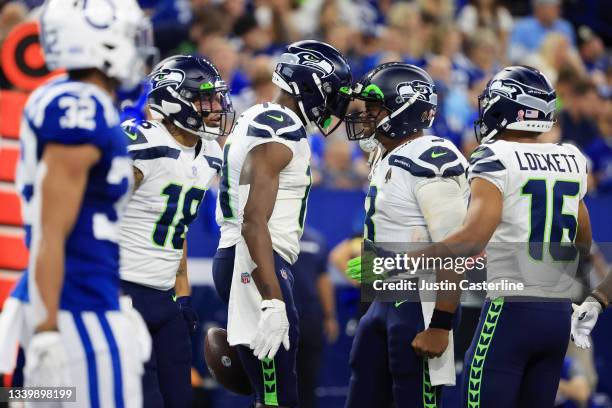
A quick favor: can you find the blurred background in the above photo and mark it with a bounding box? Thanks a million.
[0,0,612,407]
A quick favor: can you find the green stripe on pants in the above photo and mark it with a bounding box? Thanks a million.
[423,359,437,408]
[262,357,278,406]
[467,297,505,408]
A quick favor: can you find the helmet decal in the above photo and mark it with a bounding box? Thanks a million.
[82,0,116,30]
[151,69,185,89]
[489,78,556,116]
[293,47,335,77]
[396,80,436,104]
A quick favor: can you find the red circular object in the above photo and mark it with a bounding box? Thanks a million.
[1,22,63,91]
[23,42,44,70]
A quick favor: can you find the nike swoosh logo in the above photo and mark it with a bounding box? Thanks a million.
[172,295,177,302]
[126,132,138,141]
[431,151,448,158]
[267,114,284,122]
[395,300,408,308]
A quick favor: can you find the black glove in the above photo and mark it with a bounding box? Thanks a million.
[177,296,199,334]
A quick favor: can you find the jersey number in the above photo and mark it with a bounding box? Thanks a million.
[521,179,580,261]
[152,183,205,249]
[364,186,377,241]
[58,96,96,130]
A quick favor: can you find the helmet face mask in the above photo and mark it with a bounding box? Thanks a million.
[345,98,389,141]
[148,56,235,140]
[272,41,352,137]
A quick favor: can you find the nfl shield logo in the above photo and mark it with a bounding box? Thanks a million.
[241,272,250,284]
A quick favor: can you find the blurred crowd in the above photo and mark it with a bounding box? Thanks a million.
[1,0,611,192]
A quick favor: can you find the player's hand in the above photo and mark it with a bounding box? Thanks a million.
[177,296,199,334]
[411,328,449,358]
[250,299,290,360]
[571,299,602,349]
[24,331,71,387]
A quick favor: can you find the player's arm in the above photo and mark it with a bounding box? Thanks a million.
[175,240,190,296]
[242,141,293,360]
[35,143,101,332]
[241,142,292,301]
[175,240,198,333]
[317,273,339,343]
[411,178,469,358]
[133,166,144,191]
[406,178,502,265]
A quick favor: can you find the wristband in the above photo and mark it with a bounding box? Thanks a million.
[429,309,454,330]
[589,291,608,310]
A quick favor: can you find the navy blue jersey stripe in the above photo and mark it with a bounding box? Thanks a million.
[204,155,222,174]
[130,146,180,161]
[470,159,506,173]
[389,155,436,178]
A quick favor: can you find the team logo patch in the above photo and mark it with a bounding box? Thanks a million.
[280,268,288,280]
[396,80,437,105]
[241,272,251,284]
[221,355,232,367]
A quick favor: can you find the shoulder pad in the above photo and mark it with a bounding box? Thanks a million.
[390,137,467,178]
[121,119,161,146]
[24,82,120,147]
[468,144,506,174]
[244,104,306,141]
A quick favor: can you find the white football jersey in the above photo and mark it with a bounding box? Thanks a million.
[119,120,222,290]
[365,135,469,249]
[216,102,312,264]
[468,140,589,298]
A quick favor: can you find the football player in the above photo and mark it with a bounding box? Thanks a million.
[212,40,352,407]
[392,66,591,408]
[118,55,234,407]
[343,63,469,407]
[11,0,154,406]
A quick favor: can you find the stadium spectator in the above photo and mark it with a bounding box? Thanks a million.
[509,0,576,63]
[232,13,284,57]
[560,79,612,192]
[457,0,513,60]
[199,36,250,95]
[522,32,585,84]
[555,356,593,408]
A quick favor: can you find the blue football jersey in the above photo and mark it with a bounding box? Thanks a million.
[15,76,133,312]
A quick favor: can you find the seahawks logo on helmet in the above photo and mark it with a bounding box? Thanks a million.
[291,47,335,77]
[489,78,556,115]
[396,80,436,104]
[150,68,185,89]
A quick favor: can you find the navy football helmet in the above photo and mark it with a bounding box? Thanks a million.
[272,40,352,136]
[345,62,437,141]
[474,65,556,143]
[147,55,234,140]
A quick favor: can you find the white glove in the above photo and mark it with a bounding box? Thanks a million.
[250,299,290,360]
[571,297,602,349]
[120,296,152,365]
[24,331,71,388]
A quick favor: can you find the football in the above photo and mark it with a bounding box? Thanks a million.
[204,327,252,396]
